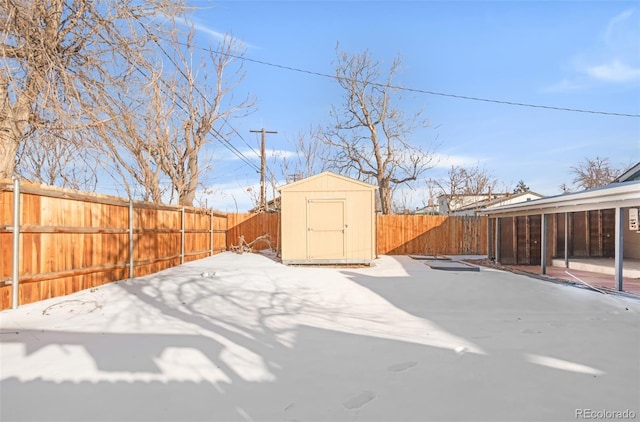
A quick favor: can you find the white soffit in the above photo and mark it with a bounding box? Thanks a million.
[484,181,640,217]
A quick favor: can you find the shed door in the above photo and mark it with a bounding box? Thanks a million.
[307,199,346,261]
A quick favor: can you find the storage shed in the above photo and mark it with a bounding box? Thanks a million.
[278,172,378,265]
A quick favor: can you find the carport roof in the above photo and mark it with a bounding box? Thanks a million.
[483,180,640,217]
[613,161,640,183]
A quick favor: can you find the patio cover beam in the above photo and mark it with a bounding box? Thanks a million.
[482,181,640,219]
[541,213,547,275]
[484,182,639,292]
[564,213,569,268]
[615,207,624,291]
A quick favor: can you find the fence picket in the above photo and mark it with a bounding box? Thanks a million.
[0,179,486,310]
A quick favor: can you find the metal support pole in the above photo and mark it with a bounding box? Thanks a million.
[541,213,547,275]
[129,200,134,280]
[11,177,20,309]
[614,207,624,291]
[181,207,185,265]
[564,213,569,268]
[495,218,501,263]
[487,217,494,260]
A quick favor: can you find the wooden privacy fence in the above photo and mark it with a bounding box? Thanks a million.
[228,213,280,252]
[226,213,486,256]
[377,214,487,256]
[0,179,228,310]
[1,179,486,310]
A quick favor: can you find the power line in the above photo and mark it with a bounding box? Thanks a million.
[219,118,262,160]
[130,19,261,172]
[153,42,261,171]
[169,40,639,118]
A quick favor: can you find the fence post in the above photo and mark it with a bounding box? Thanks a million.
[209,210,213,256]
[181,207,185,265]
[129,200,134,280]
[11,177,20,309]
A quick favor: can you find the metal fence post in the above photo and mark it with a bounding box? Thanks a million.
[129,200,134,280]
[181,207,185,265]
[11,177,20,309]
[209,210,213,256]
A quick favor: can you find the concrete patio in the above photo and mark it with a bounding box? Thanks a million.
[499,258,640,296]
[550,257,640,278]
[1,252,639,421]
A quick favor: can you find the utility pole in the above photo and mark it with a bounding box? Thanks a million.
[250,128,277,212]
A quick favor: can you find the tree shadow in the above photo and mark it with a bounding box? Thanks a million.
[3,253,638,421]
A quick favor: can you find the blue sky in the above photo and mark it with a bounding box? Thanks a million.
[183,0,639,212]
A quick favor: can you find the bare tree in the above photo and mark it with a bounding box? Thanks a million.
[281,125,331,182]
[570,156,621,190]
[429,166,465,214]
[17,128,98,190]
[430,164,498,214]
[90,68,169,202]
[159,32,255,206]
[0,0,185,180]
[391,186,419,214]
[90,27,254,205]
[323,47,434,214]
[463,165,496,197]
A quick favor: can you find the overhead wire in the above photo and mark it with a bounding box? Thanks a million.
[123,16,639,180]
[168,39,639,119]
[130,17,261,172]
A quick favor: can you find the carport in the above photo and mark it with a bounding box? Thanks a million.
[485,180,640,291]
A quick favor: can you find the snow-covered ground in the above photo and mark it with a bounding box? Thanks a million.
[1,252,639,421]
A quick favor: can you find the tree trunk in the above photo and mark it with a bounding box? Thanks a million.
[0,81,29,179]
[178,153,198,206]
[0,131,19,179]
[378,178,392,214]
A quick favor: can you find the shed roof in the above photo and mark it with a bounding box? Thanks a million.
[483,180,640,217]
[278,171,378,192]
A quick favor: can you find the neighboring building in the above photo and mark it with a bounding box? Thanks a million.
[249,197,280,213]
[438,193,503,215]
[435,191,543,216]
[413,197,439,215]
[453,191,544,216]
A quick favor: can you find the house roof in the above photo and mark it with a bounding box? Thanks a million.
[278,171,378,192]
[437,193,508,199]
[612,161,640,183]
[457,191,544,212]
[483,180,640,217]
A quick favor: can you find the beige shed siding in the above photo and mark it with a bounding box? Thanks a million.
[279,172,377,264]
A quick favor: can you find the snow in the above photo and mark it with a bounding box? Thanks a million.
[1,252,639,421]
